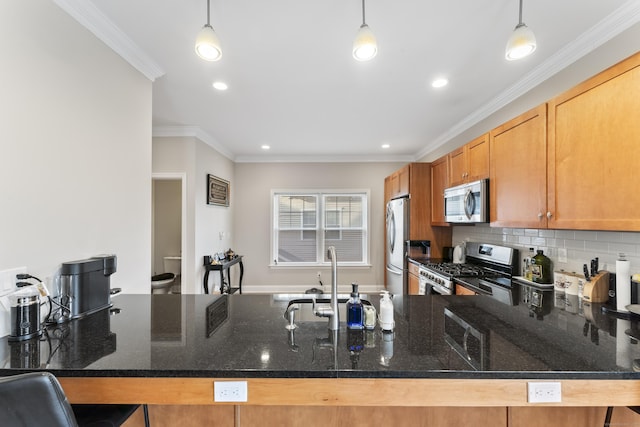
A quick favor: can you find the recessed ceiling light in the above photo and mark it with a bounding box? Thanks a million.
[261,145,270,150]
[381,144,390,149]
[431,78,449,88]
[212,81,228,91]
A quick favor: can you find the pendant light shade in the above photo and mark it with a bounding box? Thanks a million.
[505,0,536,61]
[195,0,222,61]
[353,0,377,61]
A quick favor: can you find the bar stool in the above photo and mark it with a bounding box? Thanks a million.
[0,372,149,427]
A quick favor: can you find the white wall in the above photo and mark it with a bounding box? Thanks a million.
[0,1,152,292]
[153,180,182,274]
[234,162,404,293]
[152,137,235,294]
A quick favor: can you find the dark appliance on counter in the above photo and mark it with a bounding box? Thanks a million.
[55,255,117,323]
[444,179,489,223]
[418,242,519,305]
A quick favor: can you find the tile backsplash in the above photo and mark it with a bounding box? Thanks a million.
[452,224,640,277]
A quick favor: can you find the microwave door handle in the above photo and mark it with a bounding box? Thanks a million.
[463,189,475,220]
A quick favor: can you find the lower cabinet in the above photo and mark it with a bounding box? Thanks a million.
[127,405,640,427]
[408,262,420,295]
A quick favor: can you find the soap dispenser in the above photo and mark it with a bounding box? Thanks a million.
[379,291,394,331]
[347,283,364,330]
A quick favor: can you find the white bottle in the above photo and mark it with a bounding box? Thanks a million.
[379,291,394,331]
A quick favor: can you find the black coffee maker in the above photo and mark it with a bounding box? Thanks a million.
[54,255,117,323]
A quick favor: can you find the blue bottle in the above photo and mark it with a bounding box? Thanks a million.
[347,283,364,330]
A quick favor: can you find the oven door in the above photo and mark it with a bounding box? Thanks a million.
[419,269,452,295]
[443,307,486,370]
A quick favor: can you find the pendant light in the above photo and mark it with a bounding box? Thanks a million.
[195,0,222,61]
[352,0,377,61]
[505,0,536,61]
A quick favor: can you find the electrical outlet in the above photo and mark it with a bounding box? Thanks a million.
[214,381,248,402]
[527,382,562,403]
[558,248,568,263]
[0,267,27,295]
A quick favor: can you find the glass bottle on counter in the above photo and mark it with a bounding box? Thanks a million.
[531,250,553,284]
[347,283,364,329]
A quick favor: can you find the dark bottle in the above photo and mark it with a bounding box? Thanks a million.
[531,250,553,284]
[346,283,364,330]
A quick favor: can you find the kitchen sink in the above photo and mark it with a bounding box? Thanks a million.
[274,293,371,323]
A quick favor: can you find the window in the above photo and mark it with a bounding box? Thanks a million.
[272,191,368,266]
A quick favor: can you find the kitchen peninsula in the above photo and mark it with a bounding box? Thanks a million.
[2,293,640,426]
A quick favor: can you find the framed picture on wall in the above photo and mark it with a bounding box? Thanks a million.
[207,174,230,206]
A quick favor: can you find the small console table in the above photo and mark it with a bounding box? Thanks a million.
[203,255,243,294]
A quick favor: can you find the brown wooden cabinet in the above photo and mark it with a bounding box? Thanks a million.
[386,164,410,200]
[490,105,548,228]
[449,133,489,187]
[430,155,449,226]
[384,163,452,260]
[547,52,640,231]
[455,284,476,295]
[408,261,420,295]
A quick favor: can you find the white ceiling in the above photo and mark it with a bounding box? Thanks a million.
[55,0,639,162]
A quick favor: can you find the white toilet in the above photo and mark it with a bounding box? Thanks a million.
[151,256,181,294]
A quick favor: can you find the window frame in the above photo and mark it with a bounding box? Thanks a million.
[271,189,370,267]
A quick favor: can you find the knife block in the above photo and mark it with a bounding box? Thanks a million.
[582,271,610,303]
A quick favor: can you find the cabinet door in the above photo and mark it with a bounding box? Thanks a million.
[396,164,410,198]
[490,105,547,228]
[466,133,489,182]
[449,146,467,187]
[408,272,420,295]
[455,284,476,295]
[548,53,640,231]
[430,155,449,226]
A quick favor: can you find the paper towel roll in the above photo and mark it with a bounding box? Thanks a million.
[617,258,631,312]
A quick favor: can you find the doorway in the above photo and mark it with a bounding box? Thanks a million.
[152,173,186,294]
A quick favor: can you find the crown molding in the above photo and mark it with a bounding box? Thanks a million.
[52,0,165,81]
[153,126,235,161]
[233,154,415,164]
[416,0,640,160]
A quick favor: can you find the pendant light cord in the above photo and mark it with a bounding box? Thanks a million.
[206,0,211,27]
[518,0,524,25]
[361,0,367,26]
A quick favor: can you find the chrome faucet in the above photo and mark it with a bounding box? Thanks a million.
[313,246,339,331]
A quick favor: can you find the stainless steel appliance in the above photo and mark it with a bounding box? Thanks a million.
[444,179,488,223]
[385,197,408,296]
[419,242,520,305]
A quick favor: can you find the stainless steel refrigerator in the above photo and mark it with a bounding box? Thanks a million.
[386,197,409,297]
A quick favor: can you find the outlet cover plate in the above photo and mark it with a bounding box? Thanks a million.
[214,381,248,402]
[527,382,562,403]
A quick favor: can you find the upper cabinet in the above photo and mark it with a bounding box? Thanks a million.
[490,105,547,228]
[384,163,452,257]
[430,155,449,226]
[547,53,640,231]
[386,164,410,200]
[449,133,489,187]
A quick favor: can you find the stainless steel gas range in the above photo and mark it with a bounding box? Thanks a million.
[418,242,520,305]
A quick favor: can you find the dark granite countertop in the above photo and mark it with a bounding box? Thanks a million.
[1,293,640,380]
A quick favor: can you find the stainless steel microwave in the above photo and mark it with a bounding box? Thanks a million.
[444,179,488,223]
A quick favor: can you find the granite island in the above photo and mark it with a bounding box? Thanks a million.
[2,293,640,426]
